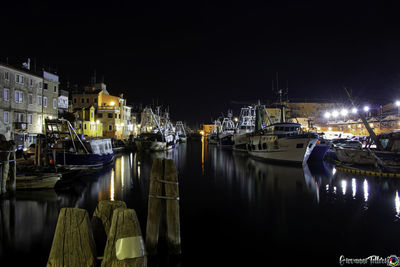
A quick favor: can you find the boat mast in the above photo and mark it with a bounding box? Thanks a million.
[344,87,384,151]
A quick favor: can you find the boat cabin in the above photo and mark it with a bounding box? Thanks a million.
[263,123,301,136]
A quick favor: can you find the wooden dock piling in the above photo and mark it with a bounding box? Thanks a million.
[146,158,181,255]
[102,208,146,267]
[47,208,97,267]
[146,158,163,255]
[92,200,127,257]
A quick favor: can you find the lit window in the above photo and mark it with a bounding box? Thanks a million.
[43,97,47,107]
[3,111,8,124]
[4,88,9,101]
[27,114,32,125]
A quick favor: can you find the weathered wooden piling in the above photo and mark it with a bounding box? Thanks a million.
[92,200,127,257]
[47,208,96,267]
[0,137,16,195]
[146,158,181,255]
[146,158,163,255]
[164,159,181,255]
[102,208,146,267]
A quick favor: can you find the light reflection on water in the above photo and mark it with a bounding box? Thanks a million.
[1,141,400,266]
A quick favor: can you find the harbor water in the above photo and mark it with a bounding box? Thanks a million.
[1,139,400,266]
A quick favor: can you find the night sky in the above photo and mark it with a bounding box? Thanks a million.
[3,1,400,125]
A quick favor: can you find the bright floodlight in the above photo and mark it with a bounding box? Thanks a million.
[340,109,348,116]
[396,100,400,107]
[363,106,369,112]
[351,108,357,113]
[332,110,339,118]
[324,112,331,119]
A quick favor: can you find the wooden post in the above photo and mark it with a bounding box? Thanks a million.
[164,159,181,255]
[92,200,127,257]
[145,158,163,255]
[146,159,181,255]
[8,147,16,192]
[47,208,96,267]
[0,141,11,195]
[102,208,146,267]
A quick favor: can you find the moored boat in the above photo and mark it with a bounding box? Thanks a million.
[248,122,318,164]
[45,119,114,170]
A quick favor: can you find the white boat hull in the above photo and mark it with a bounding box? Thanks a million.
[248,136,318,164]
[232,132,250,152]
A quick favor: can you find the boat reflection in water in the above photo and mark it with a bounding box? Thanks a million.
[3,140,400,266]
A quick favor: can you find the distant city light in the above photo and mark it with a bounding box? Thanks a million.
[324,112,331,119]
[363,106,369,112]
[351,108,357,113]
[332,110,339,118]
[396,100,400,107]
[340,109,348,116]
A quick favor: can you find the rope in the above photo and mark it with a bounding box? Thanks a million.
[150,178,179,185]
[148,194,179,200]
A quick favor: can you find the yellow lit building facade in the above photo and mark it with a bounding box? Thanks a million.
[71,83,134,140]
[74,106,103,137]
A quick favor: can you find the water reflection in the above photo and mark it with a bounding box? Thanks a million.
[2,141,400,266]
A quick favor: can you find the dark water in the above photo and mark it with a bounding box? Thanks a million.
[1,139,400,266]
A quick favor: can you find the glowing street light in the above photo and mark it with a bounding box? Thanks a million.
[324,112,331,119]
[340,109,348,116]
[363,106,369,112]
[351,107,357,114]
[332,110,339,118]
[395,100,400,107]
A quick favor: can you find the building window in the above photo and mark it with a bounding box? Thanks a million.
[15,74,24,84]
[38,95,42,106]
[43,83,48,90]
[4,111,8,124]
[53,98,57,109]
[108,125,113,131]
[39,82,42,89]
[84,124,87,130]
[30,79,33,87]
[73,98,77,104]
[15,90,23,103]
[81,98,84,104]
[86,98,89,103]
[15,112,23,122]
[98,113,103,118]
[27,114,32,125]
[4,72,9,81]
[115,114,117,118]
[53,85,57,92]
[28,94,33,105]
[94,98,97,105]
[4,88,9,101]
[108,113,113,118]
[91,112,94,118]
[43,97,47,107]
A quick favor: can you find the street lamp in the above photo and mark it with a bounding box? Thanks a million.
[340,109,348,117]
[332,110,339,118]
[324,112,331,119]
[351,108,357,114]
[363,106,369,112]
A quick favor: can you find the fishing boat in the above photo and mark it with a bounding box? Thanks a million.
[136,107,176,151]
[307,136,332,162]
[207,120,221,145]
[175,121,187,143]
[248,105,318,165]
[218,111,236,147]
[45,119,114,170]
[333,88,400,172]
[232,106,255,152]
[334,132,400,170]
